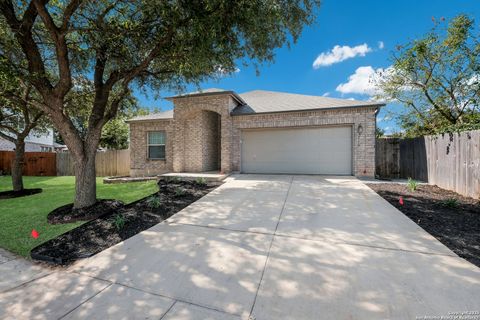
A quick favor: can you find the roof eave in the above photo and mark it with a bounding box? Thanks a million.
[231,103,385,116]
[166,91,246,105]
[126,117,174,123]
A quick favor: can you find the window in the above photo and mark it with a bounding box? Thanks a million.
[148,131,166,159]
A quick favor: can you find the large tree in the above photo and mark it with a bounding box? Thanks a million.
[375,15,480,137]
[0,0,320,209]
[0,56,48,192]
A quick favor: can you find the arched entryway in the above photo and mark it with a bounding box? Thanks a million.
[181,110,222,172]
[200,110,221,172]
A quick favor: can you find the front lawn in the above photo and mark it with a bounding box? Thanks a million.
[0,176,158,257]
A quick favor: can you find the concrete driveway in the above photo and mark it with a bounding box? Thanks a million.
[1,175,479,319]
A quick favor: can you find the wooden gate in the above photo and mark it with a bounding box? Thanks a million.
[0,151,56,176]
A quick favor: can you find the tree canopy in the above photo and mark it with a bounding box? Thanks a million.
[375,15,480,137]
[0,0,320,208]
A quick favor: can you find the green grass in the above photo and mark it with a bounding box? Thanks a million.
[0,176,158,257]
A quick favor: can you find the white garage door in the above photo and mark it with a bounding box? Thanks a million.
[241,126,352,175]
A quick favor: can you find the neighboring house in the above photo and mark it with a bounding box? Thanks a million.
[0,128,55,152]
[53,142,68,152]
[127,89,384,177]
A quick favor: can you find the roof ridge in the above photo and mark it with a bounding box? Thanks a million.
[239,89,372,103]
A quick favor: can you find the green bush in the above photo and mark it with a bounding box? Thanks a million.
[441,198,459,208]
[407,178,418,192]
[175,187,186,197]
[195,177,207,186]
[146,195,161,208]
[111,214,127,231]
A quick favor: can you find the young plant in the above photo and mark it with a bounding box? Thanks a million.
[171,176,182,183]
[146,195,162,209]
[407,178,418,192]
[175,187,186,197]
[195,177,207,186]
[441,198,459,208]
[111,214,127,231]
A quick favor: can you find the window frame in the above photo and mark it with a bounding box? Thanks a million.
[147,131,166,160]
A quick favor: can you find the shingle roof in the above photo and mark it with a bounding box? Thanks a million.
[126,110,173,122]
[165,88,245,104]
[127,89,384,122]
[232,90,384,115]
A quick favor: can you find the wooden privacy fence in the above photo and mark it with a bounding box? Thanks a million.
[0,151,57,176]
[376,130,480,199]
[56,149,130,177]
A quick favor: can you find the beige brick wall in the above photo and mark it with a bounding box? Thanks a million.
[202,111,221,171]
[129,120,174,176]
[231,107,377,177]
[172,94,234,173]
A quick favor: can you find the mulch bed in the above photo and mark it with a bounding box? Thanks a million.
[47,199,124,224]
[31,179,220,265]
[367,183,480,267]
[0,188,42,200]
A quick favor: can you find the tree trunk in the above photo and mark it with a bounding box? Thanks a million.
[12,141,25,192]
[73,152,97,209]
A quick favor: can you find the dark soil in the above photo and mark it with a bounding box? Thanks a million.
[0,188,42,199]
[367,183,480,267]
[31,179,220,265]
[47,199,124,224]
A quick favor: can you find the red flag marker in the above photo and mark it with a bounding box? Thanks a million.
[399,197,404,205]
[31,229,39,239]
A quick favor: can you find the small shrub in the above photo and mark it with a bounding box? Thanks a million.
[111,214,126,231]
[407,178,418,192]
[175,187,186,197]
[195,177,207,186]
[146,195,161,209]
[441,198,459,208]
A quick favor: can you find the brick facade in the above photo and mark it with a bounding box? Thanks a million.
[171,95,235,173]
[129,120,174,177]
[128,92,377,177]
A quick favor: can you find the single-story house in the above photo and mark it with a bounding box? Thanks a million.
[127,89,384,177]
[0,128,55,152]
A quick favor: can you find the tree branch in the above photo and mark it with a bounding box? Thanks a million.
[62,0,83,31]
[0,130,17,143]
[0,0,53,95]
[33,0,72,97]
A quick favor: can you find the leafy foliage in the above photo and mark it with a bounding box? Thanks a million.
[441,198,459,208]
[146,195,161,209]
[0,0,320,207]
[174,186,186,197]
[375,127,385,138]
[407,178,418,192]
[375,15,480,137]
[195,177,207,186]
[110,214,127,231]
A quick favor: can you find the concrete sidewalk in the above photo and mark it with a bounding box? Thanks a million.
[1,175,479,319]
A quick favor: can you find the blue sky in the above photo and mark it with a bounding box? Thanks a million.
[134,0,480,134]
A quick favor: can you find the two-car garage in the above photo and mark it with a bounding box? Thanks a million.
[240,125,353,175]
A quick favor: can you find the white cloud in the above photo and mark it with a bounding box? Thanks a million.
[336,66,386,96]
[216,66,240,75]
[377,115,392,122]
[322,92,330,97]
[378,41,385,49]
[312,43,372,68]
